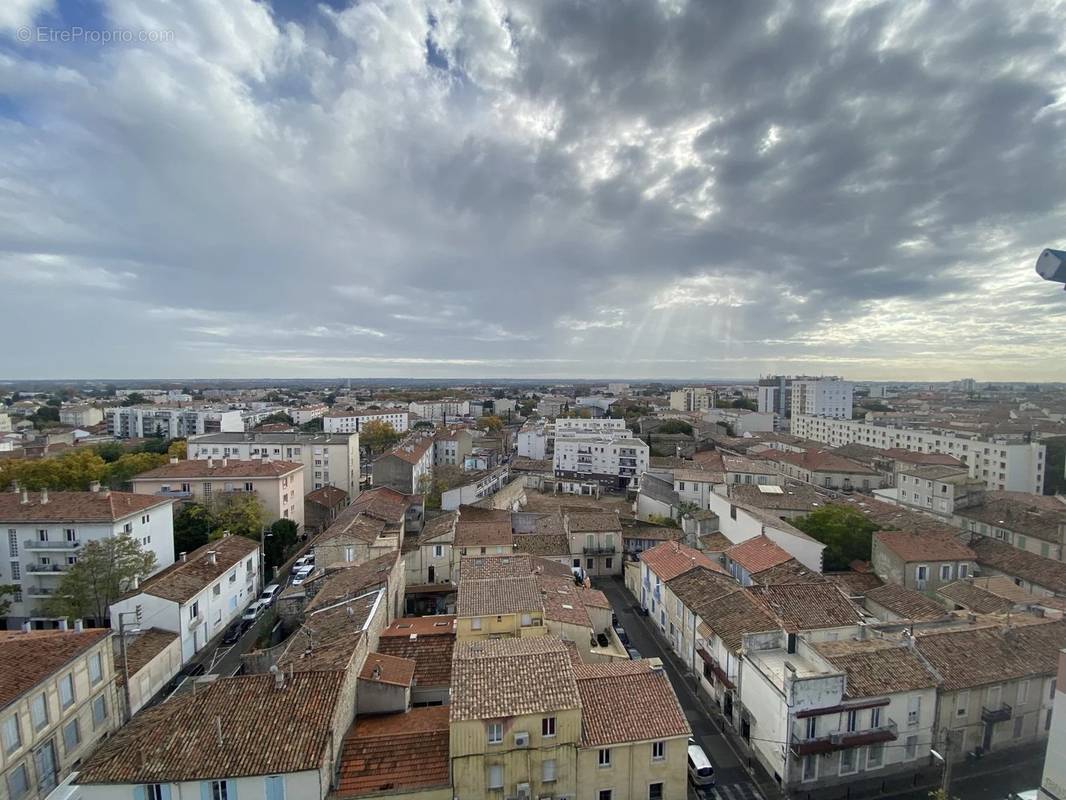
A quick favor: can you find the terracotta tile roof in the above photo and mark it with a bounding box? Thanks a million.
[672,468,719,483]
[457,570,540,617]
[450,637,580,721]
[0,629,110,709]
[128,535,259,604]
[937,580,1014,614]
[762,449,878,475]
[874,531,975,563]
[692,451,725,470]
[378,617,455,688]
[460,553,536,581]
[566,511,623,533]
[534,556,577,578]
[379,434,434,465]
[915,619,1066,691]
[728,482,823,512]
[722,455,779,474]
[0,490,170,522]
[864,584,947,621]
[360,652,416,687]
[751,558,827,586]
[885,448,965,467]
[666,567,741,618]
[350,486,409,523]
[575,663,690,746]
[305,552,398,613]
[625,525,683,544]
[335,706,450,797]
[116,628,178,686]
[533,512,566,536]
[697,532,734,552]
[969,535,1066,593]
[640,541,722,582]
[304,486,348,509]
[537,573,606,627]
[417,511,457,544]
[814,640,938,697]
[454,520,513,548]
[823,571,884,596]
[277,589,382,673]
[457,505,512,522]
[700,589,780,652]
[132,459,302,479]
[750,583,862,631]
[897,464,972,481]
[725,535,793,574]
[317,511,388,545]
[829,495,958,534]
[75,671,344,784]
[973,576,1066,611]
[959,495,1066,544]
[514,532,570,556]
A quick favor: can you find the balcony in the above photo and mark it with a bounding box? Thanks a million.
[25,586,61,598]
[187,614,204,630]
[156,489,192,498]
[981,703,1013,724]
[583,545,617,555]
[26,563,71,574]
[24,539,80,550]
[790,719,898,756]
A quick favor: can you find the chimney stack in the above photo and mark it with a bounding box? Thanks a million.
[221,458,228,467]
[58,618,67,631]
[207,458,214,468]
[40,488,48,505]
[271,665,285,690]
[207,551,217,565]
[179,552,187,563]
[89,480,101,493]
[20,621,30,633]
[20,489,29,505]
[74,620,83,632]
[169,456,178,464]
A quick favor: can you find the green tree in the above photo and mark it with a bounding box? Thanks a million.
[731,398,757,411]
[792,505,882,571]
[174,503,213,554]
[45,535,157,624]
[32,405,60,424]
[93,442,126,463]
[265,518,300,570]
[167,439,187,460]
[104,452,168,489]
[210,493,265,540]
[477,415,504,432]
[360,419,401,454]
[0,584,17,616]
[657,420,693,435]
[0,449,109,491]
[121,392,148,406]
[300,417,324,432]
[254,412,293,428]
[412,420,436,431]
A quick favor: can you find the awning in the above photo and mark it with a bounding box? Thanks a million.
[697,647,735,690]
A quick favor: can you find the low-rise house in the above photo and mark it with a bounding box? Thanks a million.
[452,516,514,579]
[0,627,119,800]
[407,511,458,587]
[701,489,827,572]
[635,471,681,522]
[73,671,348,800]
[109,535,261,663]
[722,455,783,487]
[622,523,683,557]
[455,555,545,640]
[749,582,864,639]
[433,427,475,468]
[871,531,976,592]
[373,432,435,494]
[727,481,823,521]
[968,535,1066,597]
[914,619,1066,762]
[564,511,623,576]
[314,487,407,568]
[377,615,455,707]
[441,466,511,511]
[724,535,795,586]
[672,468,724,510]
[863,583,949,622]
[936,580,1015,615]
[895,465,985,516]
[759,449,884,491]
[114,627,181,717]
[954,492,1066,561]
[130,457,305,530]
[304,485,349,536]
[638,541,722,623]
[512,513,571,568]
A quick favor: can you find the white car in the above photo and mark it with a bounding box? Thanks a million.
[291,566,314,586]
[259,583,281,605]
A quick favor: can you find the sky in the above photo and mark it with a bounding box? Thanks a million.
[1,0,1065,382]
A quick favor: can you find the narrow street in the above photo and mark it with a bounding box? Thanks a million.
[597,576,776,800]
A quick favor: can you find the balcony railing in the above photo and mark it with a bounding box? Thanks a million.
[981,703,1013,724]
[583,545,618,555]
[25,586,60,597]
[791,719,898,756]
[24,539,80,550]
[156,489,192,498]
[187,614,204,630]
[26,563,71,574]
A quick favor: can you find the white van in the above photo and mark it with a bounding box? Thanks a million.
[687,738,715,787]
[259,584,281,605]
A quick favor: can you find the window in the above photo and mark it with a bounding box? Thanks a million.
[65,528,77,542]
[648,783,664,800]
[433,545,443,558]
[908,696,921,726]
[915,565,928,583]
[31,693,48,731]
[228,571,236,584]
[344,546,354,562]
[62,718,80,753]
[8,530,16,557]
[599,791,613,800]
[8,561,18,580]
[651,740,665,760]
[543,758,556,782]
[209,781,231,800]
[59,673,75,709]
[599,748,611,767]
[2,714,21,753]
[958,563,969,579]
[846,710,857,732]
[7,762,29,799]
[802,754,817,781]
[905,735,918,760]
[487,722,502,744]
[542,716,556,738]
[839,748,857,775]
[870,707,881,728]
[805,717,817,739]
[213,583,221,596]
[956,690,969,717]
[866,742,884,768]
[487,764,503,789]
[520,613,532,627]
[91,694,108,728]
[605,557,613,570]
[1019,680,1030,706]
[471,617,482,631]
[1013,715,1025,739]
[939,564,952,581]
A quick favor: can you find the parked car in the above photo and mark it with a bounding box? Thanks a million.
[240,600,266,631]
[293,555,313,571]
[291,566,314,586]
[627,647,642,660]
[687,738,715,788]
[613,624,629,645]
[259,583,281,606]
[222,622,242,645]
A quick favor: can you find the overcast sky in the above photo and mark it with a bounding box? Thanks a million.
[2,0,1065,381]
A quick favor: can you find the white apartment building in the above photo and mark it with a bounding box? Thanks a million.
[553,417,627,434]
[188,431,360,495]
[535,395,569,417]
[553,431,649,490]
[106,406,243,439]
[290,403,328,425]
[790,415,1046,494]
[893,465,985,516]
[408,399,469,420]
[109,535,261,663]
[323,407,410,434]
[792,379,854,419]
[58,406,103,428]
[441,466,511,511]
[669,387,715,412]
[130,458,305,529]
[516,421,551,460]
[703,408,775,434]
[0,488,176,629]
[0,412,11,433]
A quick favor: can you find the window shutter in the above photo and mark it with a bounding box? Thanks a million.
[133,787,146,800]
[200,783,212,800]
[265,776,284,800]
[161,787,172,800]
[228,780,238,800]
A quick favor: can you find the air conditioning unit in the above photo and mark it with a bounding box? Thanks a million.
[514,731,529,747]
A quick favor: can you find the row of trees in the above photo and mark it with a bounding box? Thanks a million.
[0,440,186,492]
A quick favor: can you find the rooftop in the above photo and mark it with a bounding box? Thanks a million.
[359,652,416,687]
[0,490,170,522]
[115,628,178,686]
[377,616,455,688]
[126,535,259,604]
[131,458,302,479]
[956,492,1066,544]
[304,485,348,508]
[304,551,398,613]
[936,580,1014,614]
[814,639,938,697]
[0,629,110,709]
[969,535,1066,594]
[576,662,690,746]
[335,706,450,797]
[325,407,409,418]
[454,519,513,548]
[725,535,794,575]
[864,583,947,621]
[190,432,357,444]
[728,481,823,512]
[513,531,570,556]
[874,530,976,563]
[75,671,344,784]
[565,511,623,533]
[898,464,973,481]
[457,570,541,617]
[700,588,780,652]
[751,583,862,631]
[641,540,722,581]
[277,589,382,673]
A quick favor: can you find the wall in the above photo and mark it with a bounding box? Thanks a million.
[124,635,182,716]
[356,679,410,715]
[576,737,688,800]
[77,770,324,800]
[940,674,1056,762]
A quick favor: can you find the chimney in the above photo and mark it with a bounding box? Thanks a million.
[40,488,48,505]
[271,664,285,690]
[89,480,101,493]
[74,620,83,632]
[208,458,214,468]
[131,576,140,590]
[20,489,28,505]
[371,662,382,680]
[58,618,67,631]
[208,551,217,565]
[221,458,228,467]
[179,551,187,563]
[20,621,30,633]
[169,456,178,464]
[11,481,18,493]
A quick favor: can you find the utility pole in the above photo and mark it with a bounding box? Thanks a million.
[933,728,957,800]
[116,611,138,722]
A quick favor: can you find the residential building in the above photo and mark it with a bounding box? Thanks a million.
[516,420,551,460]
[373,432,435,494]
[114,627,181,717]
[304,486,349,535]
[441,466,511,512]
[433,427,475,468]
[672,468,725,510]
[553,432,649,491]
[792,379,854,419]
[893,464,986,516]
[0,627,119,800]
[724,535,800,587]
[130,458,305,529]
[188,431,360,495]
[871,531,976,592]
[105,406,243,439]
[409,400,470,421]
[727,481,823,522]
[57,406,102,428]
[536,395,570,417]
[323,407,410,434]
[0,488,176,629]
[950,492,1066,561]
[790,415,1046,494]
[862,584,948,622]
[314,487,407,568]
[968,535,1066,597]
[0,413,10,433]
[554,418,628,435]
[638,541,722,621]
[669,387,715,412]
[407,511,458,590]
[914,619,1066,762]
[607,383,630,395]
[108,535,261,663]
[290,403,328,425]
[377,615,456,707]
[72,671,349,800]
[565,510,623,576]
[759,449,884,491]
[703,407,775,435]
[1038,649,1066,800]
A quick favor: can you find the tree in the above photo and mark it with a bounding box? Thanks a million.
[121,392,148,406]
[93,442,126,463]
[0,448,108,491]
[209,493,265,540]
[300,417,324,432]
[167,439,187,460]
[45,535,157,624]
[265,518,300,570]
[412,420,436,431]
[174,504,213,554]
[360,419,400,454]
[792,505,882,571]
[104,452,169,488]
[0,584,17,616]
[477,415,504,432]
[731,398,758,411]
[31,405,60,424]
[254,412,293,428]
[657,420,693,436]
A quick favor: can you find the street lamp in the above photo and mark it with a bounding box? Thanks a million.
[115,611,140,722]
[259,527,273,594]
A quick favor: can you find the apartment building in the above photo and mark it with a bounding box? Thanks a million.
[323,407,410,434]
[790,414,1046,494]
[565,511,623,576]
[0,627,119,800]
[441,466,511,511]
[373,433,435,494]
[553,432,649,491]
[669,387,715,412]
[105,406,243,439]
[109,535,261,663]
[871,531,976,593]
[792,379,854,419]
[894,465,986,515]
[130,457,304,529]
[516,420,551,460]
[57,406,102,428]
[555,418,628,435]
[290,403,328,425]
[409,400,470,421]
[760,449,884,491]
[433,427,475,468]
[0,488,175,629]
[703,407,775,434]
[536,395,569,417]
[188,431,360,495]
